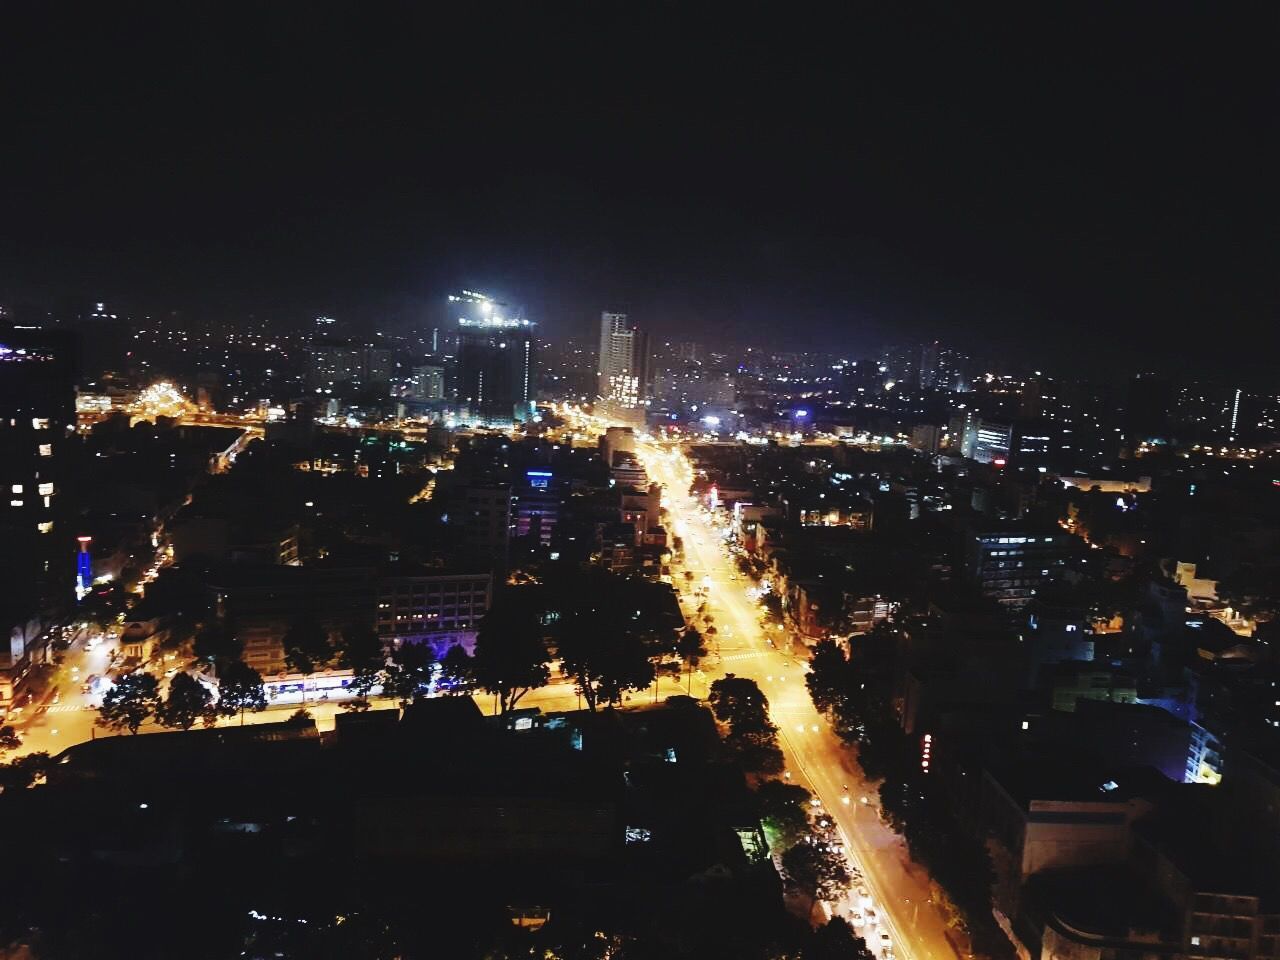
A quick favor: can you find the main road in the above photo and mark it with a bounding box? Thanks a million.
[634,437,961,960]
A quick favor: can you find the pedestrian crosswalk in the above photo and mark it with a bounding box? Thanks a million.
[720,651,766,663]
[44,704,86,714]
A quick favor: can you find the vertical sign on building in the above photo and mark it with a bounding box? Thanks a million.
[76,535,92,601]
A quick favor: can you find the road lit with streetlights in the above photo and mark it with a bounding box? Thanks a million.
[634,435,960,960]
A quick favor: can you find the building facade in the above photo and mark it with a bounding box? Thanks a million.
[596,311,648,424]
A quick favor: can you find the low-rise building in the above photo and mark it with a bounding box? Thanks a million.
[375,569,492,657]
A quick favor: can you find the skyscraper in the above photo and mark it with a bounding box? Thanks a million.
[596,311,649,425]
[0,325,79,643]
[450,292,535,425]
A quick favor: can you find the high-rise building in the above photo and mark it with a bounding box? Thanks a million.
[1123,374,1172,448]
[450,292,535,425]
[308,340,393,394]
[596,311,649,424]
[919,341,940,388]
[1,326,79,689]
[409,364,445,400]
[919,341,970,391]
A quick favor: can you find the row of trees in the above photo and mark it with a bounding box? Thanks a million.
[805,635,1014,960]
[755,777,858,910]
[98,565,696,734]
[98,661,269,735]
[408,574,701,716]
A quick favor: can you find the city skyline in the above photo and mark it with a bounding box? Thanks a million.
[2,6,1276,376]
[1,7,1278,960]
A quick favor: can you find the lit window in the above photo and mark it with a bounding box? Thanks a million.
[37,482,53,496]
[10,484,21,494]
[1021,720,1030,730]
[10,500,23,507]
[37,521,53,534]
[38,444,52,457]
[32,418,49,430]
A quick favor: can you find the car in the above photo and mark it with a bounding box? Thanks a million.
[864,908,879,926]
[878,931,892,949]
[857,886,873,908]
[848,911,865,927]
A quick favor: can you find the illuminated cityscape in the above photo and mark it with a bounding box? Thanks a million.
[0,7,1277,960]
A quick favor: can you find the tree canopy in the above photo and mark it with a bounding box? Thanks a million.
[216,660,268,722]
[282,614,333,675]
[472,589,551,714]
[98,672,161,734]
[155,671,214,730]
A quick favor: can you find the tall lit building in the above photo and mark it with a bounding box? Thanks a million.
[451,291,535,425]
[919,341,970,391]
[596,311,648,425]
[1,326,78,692]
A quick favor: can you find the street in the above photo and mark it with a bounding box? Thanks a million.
[635,437,961,960]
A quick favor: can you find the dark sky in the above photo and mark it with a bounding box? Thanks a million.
[2,4,1276,372]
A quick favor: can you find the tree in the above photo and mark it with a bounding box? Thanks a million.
[216,660,267,725]
[709,674,773,730]
[727,725,786,774]
[782,836,852,904]
[762,592,784,624]
[282,614,332,675]
[557,606,656,711]
[155,671,214,730]
[192,619,243,665]
[437,644,474,693]
[98,672,161,734]
[472,590,552,714]
[755,778,813,851]
[0,725,21,754]
[806,639,850,714]
[804,918,875,960]
[710,675,784,773]
[381,642,436,706]
[0,752,51,791]
[338,622,386,698]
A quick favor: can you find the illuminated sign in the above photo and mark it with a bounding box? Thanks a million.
[75,536,92,601]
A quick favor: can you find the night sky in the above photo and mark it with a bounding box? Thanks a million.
[2,5,1276,372]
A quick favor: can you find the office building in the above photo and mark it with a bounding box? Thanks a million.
[952,412,1056,470]
[376,569,492,657]
[596,311,648,425]
[308,340,393,394]
[0,326,78,609]
[964,524,1082,608]
[409,364,445,400]
[461,484,514,564]
[919,341,970,391]
[451,293,535,425]
[211,565,375,676]
[0,327,78,713]
[514,469,566,546]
